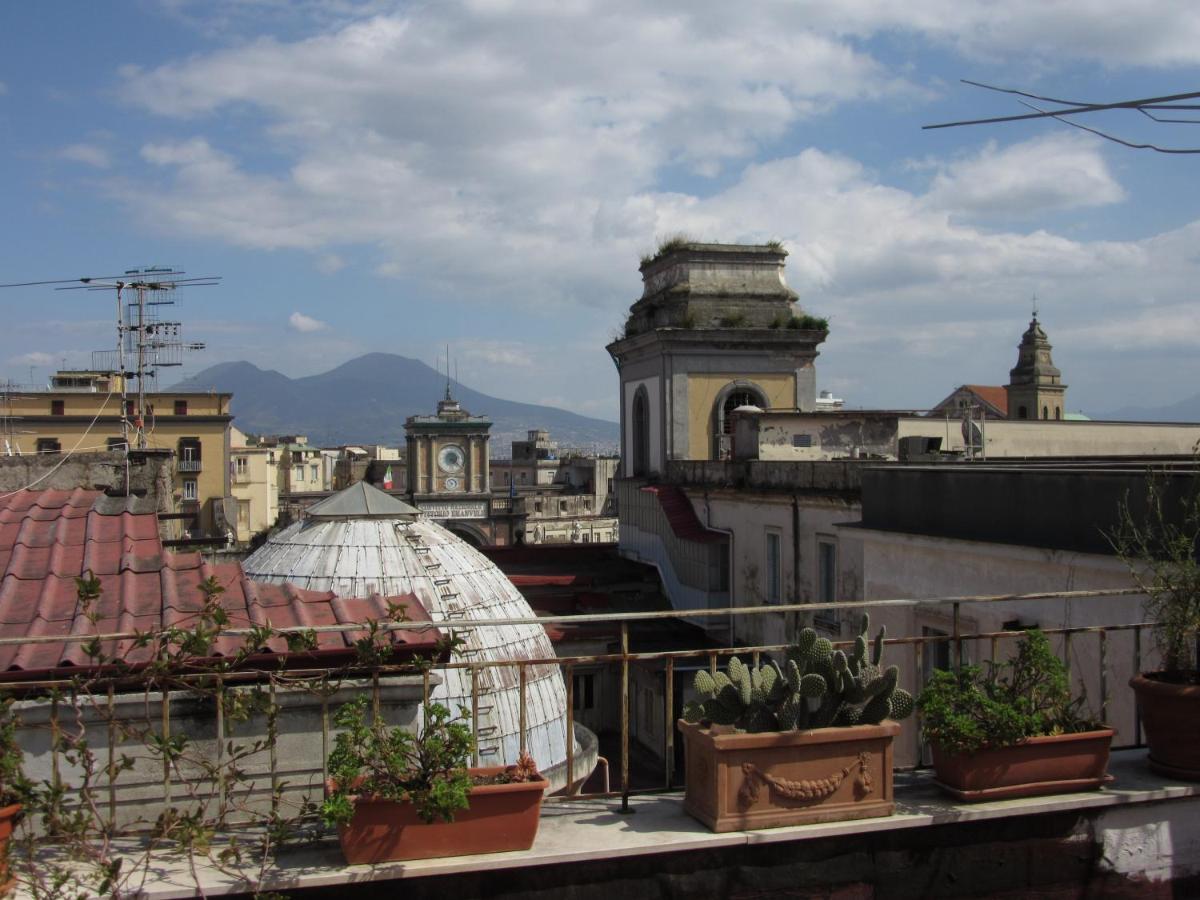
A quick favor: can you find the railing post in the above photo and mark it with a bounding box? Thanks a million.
[1099,629,1109,725]
[565,663,575,792]
[664,657,675,790]
[952,602,962,671]
[1134,625,1143,746]
[620,621,632,814]
[215,676,227,819]
[518,663,528,756]
[107,684,118,831]
[470,665,480,767]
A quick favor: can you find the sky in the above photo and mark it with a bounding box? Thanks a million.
[3,1,1200,422]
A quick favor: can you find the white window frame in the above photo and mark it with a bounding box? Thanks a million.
[817,537,838,604]
[183,479,198,501]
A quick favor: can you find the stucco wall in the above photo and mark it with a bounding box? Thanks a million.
[687,372,795,462]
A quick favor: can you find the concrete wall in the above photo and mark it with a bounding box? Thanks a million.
[686,372,795,462]
[737,411,1200,462]
[854,526,1144,768]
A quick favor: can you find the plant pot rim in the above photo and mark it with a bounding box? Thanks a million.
[0,803,19,819]
[1131,672,1200,696]
[677,718,900,750]
[929,727,1115,756]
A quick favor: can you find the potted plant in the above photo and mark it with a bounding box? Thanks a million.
[916,629,1113,801]
[1112,472,1200,779]
[322,696,548,864]
[678,615,913,832]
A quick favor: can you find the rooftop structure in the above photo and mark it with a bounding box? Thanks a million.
[242,481,576,782]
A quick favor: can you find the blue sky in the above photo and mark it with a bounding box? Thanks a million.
[3,1,1200,422]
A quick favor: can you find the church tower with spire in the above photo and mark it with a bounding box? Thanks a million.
[1004,308,1067,420]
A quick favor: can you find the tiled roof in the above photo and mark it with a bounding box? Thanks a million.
[639,485,726,544]
[0,489,438,676]
[963,384,1009,415]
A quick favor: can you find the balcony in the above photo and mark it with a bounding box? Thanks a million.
[3,588,1193,898]
[177,458,202,473]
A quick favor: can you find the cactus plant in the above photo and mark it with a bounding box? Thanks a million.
[683,614,914,734]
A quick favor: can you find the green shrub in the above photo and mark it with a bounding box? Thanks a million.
[916,629,1100,755]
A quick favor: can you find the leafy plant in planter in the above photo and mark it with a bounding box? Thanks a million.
[678,615,912,832]
[323,695,548,864]
[1111,468,1200,778]
[917,629,1113,800]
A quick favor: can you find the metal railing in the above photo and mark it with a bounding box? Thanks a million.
[0,586,1152,831]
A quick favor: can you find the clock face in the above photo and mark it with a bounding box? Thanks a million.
[444,476,460,491]
[437,444,465,474]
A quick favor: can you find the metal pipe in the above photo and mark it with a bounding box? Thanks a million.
[620,622,631,814]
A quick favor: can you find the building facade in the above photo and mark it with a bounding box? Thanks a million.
[229,426,279,545]
[1,370,233,537]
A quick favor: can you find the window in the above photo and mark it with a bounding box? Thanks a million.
[310,463,319,482]
[124,399,136,417]
[1018,405,1028,419]
[792,434,812,448]
[183,479,197,501]
[235,457,248,476]
[106,437,127,451]
[36,438,61,454]
[1055,407,1062,420]
[292,465,302,483]
[237,500,250,530]
[174,400,188,416]
[572,673,595,711]
[1042,405,1049,420]
[534,500,543,513]
[921,626,952,685]
[817,539,837,604]
[559,499,568,513]
[631,386,650,476]
[765,530,782,603]
[50,400,64,416]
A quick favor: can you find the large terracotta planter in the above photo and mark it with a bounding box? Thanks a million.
[332,768,547,865]
[1131,673,1200,780]
[677,719,899,833]
[930,728,1114,801]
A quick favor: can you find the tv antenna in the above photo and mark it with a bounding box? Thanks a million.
[0,267,219,449]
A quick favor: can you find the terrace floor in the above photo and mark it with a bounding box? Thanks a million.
[15,749,1200,899]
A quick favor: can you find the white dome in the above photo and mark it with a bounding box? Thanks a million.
[243,488,568,774]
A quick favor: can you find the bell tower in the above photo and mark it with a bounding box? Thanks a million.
[606,241,828,473]
[1005,308,1067,421]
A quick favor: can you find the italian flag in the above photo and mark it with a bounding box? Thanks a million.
[383,466,394,490]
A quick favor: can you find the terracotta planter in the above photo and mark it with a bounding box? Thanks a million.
[0,803,19,895]
[332,768,547,865]
[677,719,899,833]
[930,728,1114,801]
[1131,673,1200,780]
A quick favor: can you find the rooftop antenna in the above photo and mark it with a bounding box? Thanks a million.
[1032,294,1039,320]
[0,267,219,450]
[444,343,452,401]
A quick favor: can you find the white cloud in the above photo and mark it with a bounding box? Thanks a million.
[59,143,111,169]
[8,352,56,367]
[457,341,535,369]
[288,311,327,332]
[315,253,345,274]
[924,135,1125,218]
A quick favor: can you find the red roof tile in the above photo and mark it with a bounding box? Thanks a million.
[962,385,1008,416]
[0,490,439,676]
[639,485,726,544]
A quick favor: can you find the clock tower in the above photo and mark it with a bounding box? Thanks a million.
[404,385,492,534]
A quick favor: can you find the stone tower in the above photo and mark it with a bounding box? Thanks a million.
[1005,314,1067,420]
[606,242,827,473]
[404,385,492,533]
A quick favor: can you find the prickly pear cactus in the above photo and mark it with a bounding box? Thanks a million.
[682,614,914,734]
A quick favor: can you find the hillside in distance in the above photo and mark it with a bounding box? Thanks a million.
[172,353,619,451]
[1097,391,1200,423]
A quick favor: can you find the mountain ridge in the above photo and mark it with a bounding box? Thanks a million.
[172,353,619,450]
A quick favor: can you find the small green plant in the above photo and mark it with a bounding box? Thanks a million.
[916,630,1100,755]
[769,313,788,330]
[1110,469,1200,679]
[788,314,829,331]
[322,695,475,827]
[0,697,28,809]
[640,232,696,267]
[765,239,785,252]
[717,312,748,328]
[682,615,913,733]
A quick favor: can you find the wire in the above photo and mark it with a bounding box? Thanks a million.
[0,385,116,500]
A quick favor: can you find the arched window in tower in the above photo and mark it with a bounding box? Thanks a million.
[712,383,767,459]
[1055,407,1062,420]
[1043,405,1049,420]
[631,386,650,476]
[1018,405,1028,420]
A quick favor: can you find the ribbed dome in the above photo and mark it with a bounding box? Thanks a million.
[243,493,569,775]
